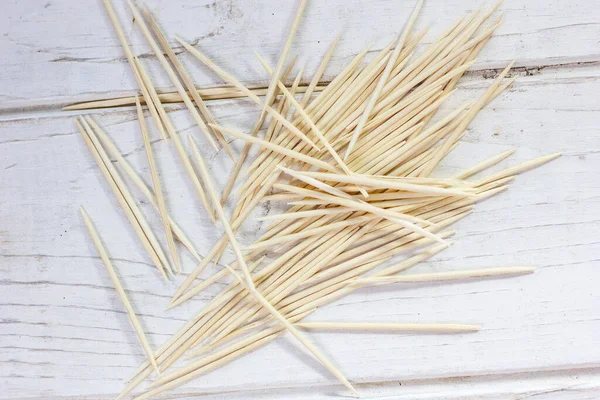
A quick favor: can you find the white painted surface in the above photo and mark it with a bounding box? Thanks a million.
[1,0,599,399]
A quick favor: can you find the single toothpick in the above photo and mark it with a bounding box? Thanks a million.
[80,207,159,374]
[476,153,561,186]
[296,322,480,333]
[63,84,327,111]
[453,148,516,180]
[353,266,535,287]
[292,170,474,197]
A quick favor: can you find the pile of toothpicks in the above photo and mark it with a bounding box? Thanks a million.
[69,0,560,398]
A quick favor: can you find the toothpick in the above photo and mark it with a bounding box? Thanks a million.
[100,0,167,140]
[421,61,516,176]
[353,266,535,287]
[453,148,516,179]
[245,215,373,251]
[63,84,327,111]
[220,57,299,207]
[80,207,159,374]
[278,166,355,200]
[293,170,474,197]
[176,38,320,151]
[255,53,356,177]
[275,183,446,244]
[296,322,480,333]
[132,334,277,400]
[170,145,359,394]
[256,207,353,222]
[476,153,561,186]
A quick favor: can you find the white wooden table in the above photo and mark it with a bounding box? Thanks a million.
[1,0,600,399]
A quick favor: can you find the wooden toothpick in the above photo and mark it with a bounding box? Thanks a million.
[80,207,159,374]
[296,322,480,333]
[353,266,535,287]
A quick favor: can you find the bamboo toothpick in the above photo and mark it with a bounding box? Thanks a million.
[296,322,480,333]
[63,84,328,111]
[190,136,356,394]
[274,183,447,244]
[421,61,516,176]
[219,58,299,208]
[292,170,475,197]
[187,134,358,396]
[353,266,535,287]
[256,207,353,222]
[80,207,159,374]
[476,153,561,186]
[453,148,516,180]
[80,5,565,398]
[134,333,279,400]
[100,0,167,140]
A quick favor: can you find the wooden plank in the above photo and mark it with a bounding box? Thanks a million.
[1,0,600,111]
[1,62,599,398]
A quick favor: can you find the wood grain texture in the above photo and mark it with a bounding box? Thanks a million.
[1,0,599,399]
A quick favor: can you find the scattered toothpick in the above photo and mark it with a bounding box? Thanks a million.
[80,207,159,374]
